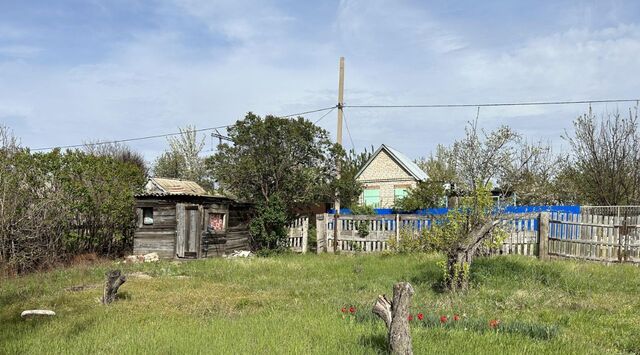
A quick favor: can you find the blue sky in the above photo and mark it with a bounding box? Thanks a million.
[1,0,640,161]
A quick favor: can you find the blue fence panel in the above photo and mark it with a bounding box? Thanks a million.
[329,205,580,216]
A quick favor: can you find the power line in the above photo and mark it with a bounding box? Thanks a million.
[31,105,337,151]
[344,98,640,109]
[313,106,337,124]
[31,124,234,151]
[343,110,355,151]
[281,105,337,118]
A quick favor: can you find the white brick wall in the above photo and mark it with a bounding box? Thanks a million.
[357,149,418,208]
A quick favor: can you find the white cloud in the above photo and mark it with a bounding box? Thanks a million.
[0,1,639,162]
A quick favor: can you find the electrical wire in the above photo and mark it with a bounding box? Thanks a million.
[31,124,234,151]
[31,105,337,151]
[343,109,355,151]
[281,105,337,118]
[313,106,337,124]
[344,98,640,109]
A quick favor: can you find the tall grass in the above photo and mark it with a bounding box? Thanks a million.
[1,254,640,354]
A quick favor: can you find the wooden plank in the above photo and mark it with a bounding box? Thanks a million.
[176,203,186,258]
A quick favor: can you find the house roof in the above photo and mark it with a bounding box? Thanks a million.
[355,144,428,181]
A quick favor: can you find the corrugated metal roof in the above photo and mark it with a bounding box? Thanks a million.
[147,177,209,195]
[355,144,429,181]
[383,145,429,181]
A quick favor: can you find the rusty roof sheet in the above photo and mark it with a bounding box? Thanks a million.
[148,177,208,195]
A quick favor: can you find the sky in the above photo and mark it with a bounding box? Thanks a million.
[1,0,640,163]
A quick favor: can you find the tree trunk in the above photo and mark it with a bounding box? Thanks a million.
[445,251,472,291]
[101,270,126,305]
[372,282,414,355]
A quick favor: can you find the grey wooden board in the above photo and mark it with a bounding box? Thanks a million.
[176,203,186,257]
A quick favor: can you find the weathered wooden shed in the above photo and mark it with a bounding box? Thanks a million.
[133,178,253,259]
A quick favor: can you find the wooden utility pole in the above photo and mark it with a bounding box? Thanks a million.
[333,57,345,253]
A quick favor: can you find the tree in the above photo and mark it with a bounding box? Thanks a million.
[208,113,339,250]
[394,181,445,211]
[398,145,457,211]
[333,147,373,209]
[563,106,640,205]
[1,125,146,274]
[83,141,148,177]
[153,151,184,179]
[153,125,211,189]
[500,141,561,205]
[424,121,521,291]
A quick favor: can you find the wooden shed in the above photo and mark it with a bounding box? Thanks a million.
[133,178,253,259]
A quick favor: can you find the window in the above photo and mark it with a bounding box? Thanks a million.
[209,213,225,231]
[363,189,380,207]
[142,207,154,225]
[394,188,408,203]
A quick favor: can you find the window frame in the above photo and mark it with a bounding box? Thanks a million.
[142,207,154,226]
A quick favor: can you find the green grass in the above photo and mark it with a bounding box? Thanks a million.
[2,253,640,354]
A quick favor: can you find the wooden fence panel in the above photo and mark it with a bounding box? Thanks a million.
[286,217,308,253]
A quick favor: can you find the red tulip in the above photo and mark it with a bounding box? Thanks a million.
[453,314,460,321]
[417,313,424,321]
[440,315,448,324]
[349,306,356,314]
[341,307,347,313]
[408,315,413,321]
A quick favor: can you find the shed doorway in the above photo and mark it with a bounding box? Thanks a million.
[176,204,201,258]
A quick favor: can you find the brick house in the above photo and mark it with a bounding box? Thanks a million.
[355,144,428,208]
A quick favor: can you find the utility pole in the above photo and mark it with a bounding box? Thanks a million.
[333,57,345,253]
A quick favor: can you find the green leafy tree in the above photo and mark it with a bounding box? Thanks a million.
[208,113,339,250]
[394,181,445,211]
[401,145,457,211]
[153,125,211,189]
[333,147,373,209]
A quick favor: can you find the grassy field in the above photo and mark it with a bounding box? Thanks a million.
[1,253,640,354]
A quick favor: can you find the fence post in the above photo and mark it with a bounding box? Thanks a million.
[538,212,550,260]
[316,214,325,254]
[395,214,400,244]
[302,217,308,254]
[324,213,330,253]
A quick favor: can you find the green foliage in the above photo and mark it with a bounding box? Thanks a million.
[334,148,373,209]
[350,205,375,215]
[425,184,499,290]
[153,125,211,190]
[0,127,146,274]
[388,227,427,253]
[209,113,339,250]
[307,225,317,252]
[248,196,288,250]
[349,205,375,238]
[394,181,446,211]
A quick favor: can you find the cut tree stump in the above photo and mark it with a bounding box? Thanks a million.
[372,282,415,355]
[101,270,126,305]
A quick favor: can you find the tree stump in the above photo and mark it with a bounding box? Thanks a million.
[101,270,126,305]
[372,282,415,355]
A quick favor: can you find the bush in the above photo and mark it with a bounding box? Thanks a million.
[388,227,428,253]
[0,142,145,274]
